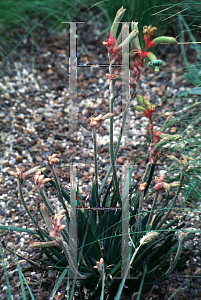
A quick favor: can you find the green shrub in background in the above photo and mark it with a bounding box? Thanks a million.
[177,14,201,96]
[95,0,176,45]
[0,0,91,60]
[1,0,198,61]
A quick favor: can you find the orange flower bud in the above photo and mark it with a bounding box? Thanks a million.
[9,166,42,181]
[94,258,104,273]
[89,113,114,129]
[47,154,59,166]
[138,181,147,192]
[154,175,170,193]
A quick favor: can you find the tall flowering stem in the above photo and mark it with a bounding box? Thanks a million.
[137,182,147,236]
[18,180,39,231]
[9,166,50,239]
[34,170,54,216]
[98,99,133,198]
[103,23,140,192]
[17,180,50,240]
[156,173,184,231]
[109,75,118,190]
[102,16,178,196]
[89,113,114,196]
[47,154,70,222]
[92,126,98,194]
[147,190,159,228]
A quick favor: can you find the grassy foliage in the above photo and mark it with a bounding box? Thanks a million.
[0,0,196,60]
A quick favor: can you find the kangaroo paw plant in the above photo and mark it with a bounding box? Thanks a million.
[4,6,195,300]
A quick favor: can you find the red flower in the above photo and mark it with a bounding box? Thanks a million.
[153,131,162,143]
[102,35,116,50]
[154,174,170,193]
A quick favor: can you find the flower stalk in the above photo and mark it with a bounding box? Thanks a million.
[47,154,70,221]
[156,172,185,230]
[109,77,118,190]
[147,190,159,228]
[89,113,114,195]
[137,182,147,236]
[92,126,98,193]
[17,180,50,240]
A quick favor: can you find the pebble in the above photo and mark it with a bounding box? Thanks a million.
[15,155,24,163]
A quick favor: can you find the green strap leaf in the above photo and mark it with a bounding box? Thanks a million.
[13,244,26,300]
[50,267,69,300]
[0,225,39,235]
[0,246,12,300]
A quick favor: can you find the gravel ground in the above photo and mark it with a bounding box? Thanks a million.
[0,20,201,299]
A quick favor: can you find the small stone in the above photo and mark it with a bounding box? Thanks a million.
[35,116,42,123]
[47,270,55,278]
[157,91,164,96]
[148,81,155,87]
[20,244,25,251]
[88,78,96,83]
[170,127,177,133]
[46,122,54,129]
[16,155,23,162]
[116,157,126,164]
[47,68,53,74]
[4,93,11,100]
[35,156,43,162]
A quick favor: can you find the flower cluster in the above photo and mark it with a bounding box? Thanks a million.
[138,181,147,192]
[154,174,170,193]
[30,205,66,248]
[150,131,180,163]
[47,153,59,166]
[154,174,180,193]
[103,9,177,94]
[94,258,104,273]
[9,166,41,181]
[53,210,66,234]
[34,169,50,190]
[88,113,114,129]
[133,96,180,163]
[134,94,156,126]
[168,154,191,171]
